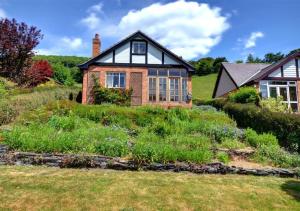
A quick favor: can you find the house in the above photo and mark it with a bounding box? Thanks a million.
[78,31,194,108]
[213,51,300,111]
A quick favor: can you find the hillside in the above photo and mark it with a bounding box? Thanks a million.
[192,73,218,100]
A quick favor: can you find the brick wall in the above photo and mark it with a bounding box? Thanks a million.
[82,66,192,108]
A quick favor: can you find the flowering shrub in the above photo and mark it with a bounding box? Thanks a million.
[94,87,133,106]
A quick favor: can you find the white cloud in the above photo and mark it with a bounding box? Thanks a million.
[80,2,104,31]
[88,2,103,13]
[117,0,230,60]
[80,0,230,60]
[0,8,6,18]
[244,31,264,49]
[36,36,86,56]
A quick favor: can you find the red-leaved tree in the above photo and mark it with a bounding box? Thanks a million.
[25,60,53,87]
[0,18,43,84]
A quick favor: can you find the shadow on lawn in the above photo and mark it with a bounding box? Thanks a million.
[281,180,300,201]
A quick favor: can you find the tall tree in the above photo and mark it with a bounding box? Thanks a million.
[288,48,300,55]
[212,57,227,73]
[263,52,284,63]
[195,57,214,75]
[0,18,43,84]
[246,54,263,63]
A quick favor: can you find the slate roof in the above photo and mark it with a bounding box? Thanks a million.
[222,62,270,86]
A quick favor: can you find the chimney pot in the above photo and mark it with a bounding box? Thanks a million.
[92,33,101,57]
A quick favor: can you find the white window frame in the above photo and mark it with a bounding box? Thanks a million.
[132,41,146,55]
[106,72,126,88]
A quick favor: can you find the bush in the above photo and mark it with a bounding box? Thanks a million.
[253,145,300,168]
[228,87,259,104]
[260,96,289,113]
[25,60,53,87]
[218,138,247,149]
[52,63,75,86]
[94,86,133,106]
[244,128,278,148]
[223,102,300,153]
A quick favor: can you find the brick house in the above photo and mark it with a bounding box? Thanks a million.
[78,31,194,108]
[213,51,300,111]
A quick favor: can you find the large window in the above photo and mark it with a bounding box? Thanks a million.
[259,80,298,111]
[149,78,156,102]
[132,41,146,55]
[106,72,126,88]
[182,79,188,101]
[170,78,180,102]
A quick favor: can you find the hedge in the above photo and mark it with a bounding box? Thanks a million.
[194,98,300,153]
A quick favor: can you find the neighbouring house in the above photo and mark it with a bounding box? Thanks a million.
[213,51,300,111]
[78,31,194,108]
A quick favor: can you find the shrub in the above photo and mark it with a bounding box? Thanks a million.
[216,152,230,164]
[253,145,300,168]
[244,128,278,148]
[94,86,132,106]
[0,80,8,99]
[25,60,53,87]
[52,62,75,86]
[260,96,289,113]
[223,102,300,153]
[228,87,259,104]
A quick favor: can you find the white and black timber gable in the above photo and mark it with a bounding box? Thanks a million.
[78,31,195,72]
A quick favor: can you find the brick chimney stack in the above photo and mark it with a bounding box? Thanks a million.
[92,33,101,57]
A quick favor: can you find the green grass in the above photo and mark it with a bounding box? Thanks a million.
[0,166,299,210]
[192,73,217,100]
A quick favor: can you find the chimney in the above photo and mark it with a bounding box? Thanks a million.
[92,34,101,57]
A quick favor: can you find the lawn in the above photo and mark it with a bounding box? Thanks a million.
[0,166,299,210]
[192,73,218,100]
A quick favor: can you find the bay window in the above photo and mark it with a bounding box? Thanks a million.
[106,72,126,88]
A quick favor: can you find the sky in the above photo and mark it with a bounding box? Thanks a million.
[0,0,299,62]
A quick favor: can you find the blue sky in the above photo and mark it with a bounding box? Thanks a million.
[0,0,299,62]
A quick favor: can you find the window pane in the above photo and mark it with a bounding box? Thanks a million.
[290,103,298,112]
[106,72,125,88]
[270,81,287,85]
[260,85,268,99]
[181,70,188,77]
[182,79,188,101]
[269,87,277,98]
[169,70,181,77]
[132,41,146,54]
[159,78,167,101]
[279,87,287,101]
[113,74,119,88]
[289,86,297,101]
[106,75,113,88]
[170,78,179,102]
[149,78,156,102]
[148,69,157,76]
[158,70,168,76]
[120,73,125,88]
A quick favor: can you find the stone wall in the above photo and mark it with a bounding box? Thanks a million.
[0,145,298,178]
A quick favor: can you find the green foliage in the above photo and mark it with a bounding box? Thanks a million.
[221,102,300,153]
[260,96,289,113]
[192,74,217,100]
[52,63,75,86]
[216,152,230,164]
[253,145,300,168]
[228,87,259,104]
[94,87,133,106]
[0,80,8,99]
[244,128,278,148]
[218,138,247,150]
[191,57,227,76]
[34,55,88,83]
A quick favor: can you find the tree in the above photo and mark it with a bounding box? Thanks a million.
[194,57,214,75]
[246,54,263,63]
[288,48,300,55]
[25,60,53,87]
[52,62,75,86]
[235,60,243,63]
[212,57,227,73]
[263,52,284,63]
[0,18,43,84]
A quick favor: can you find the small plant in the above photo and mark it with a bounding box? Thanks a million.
[244,128,278,148]
[218,138,247,149]
[216,152,230,164]
[228,87,259,104]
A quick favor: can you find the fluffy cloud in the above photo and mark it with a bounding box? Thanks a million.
[81,0,230,60]
[36,37,86,56]
[0,8,6,18]
[80,3,104,31]
[244,31,264,49]
[117,0,230,59]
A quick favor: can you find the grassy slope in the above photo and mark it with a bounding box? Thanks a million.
[192,73,218,100]
[0,166,299,210]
